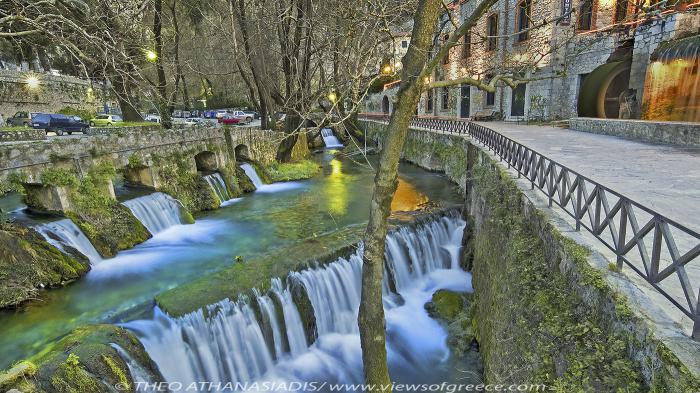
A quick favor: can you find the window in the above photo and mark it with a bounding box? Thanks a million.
[516,0,531,42]
[401,40,408,48]
[463,31,471,59]
[487,14,499,51]
[486,90,496,106]
[577,0,593,30]
[427,89,434,112]
[442,34,450,65]
[441,87,449,110]
[614,0,628,22]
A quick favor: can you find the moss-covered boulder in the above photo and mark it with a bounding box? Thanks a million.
[68,204,151,259]
[0,324,162,393]
[425,290,465,320]
[0,224,90,308]
[235,165,257,193]
[268,159,321,182]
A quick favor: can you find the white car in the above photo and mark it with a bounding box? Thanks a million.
[144,114,161,123]
[230,110,253,124]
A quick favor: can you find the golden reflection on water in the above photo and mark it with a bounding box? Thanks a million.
[391,178,429,212]
[325,158,349,216]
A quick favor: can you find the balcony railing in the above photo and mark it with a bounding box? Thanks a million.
[359,113,700,340]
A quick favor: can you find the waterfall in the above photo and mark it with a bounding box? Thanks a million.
[321,128,343,148]
[122,193,186,235]
[203,173,233,205]
[110,344,153,386]
[125,213,468,387]
[35,219,102,264]
[240,163,264,189]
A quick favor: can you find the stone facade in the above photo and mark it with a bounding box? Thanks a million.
[366,2,699,122]
[570,117,700,146]
[0,70,110,119]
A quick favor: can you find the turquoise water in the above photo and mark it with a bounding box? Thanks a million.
[0,153,461,369]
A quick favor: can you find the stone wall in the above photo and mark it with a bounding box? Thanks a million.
[0,70,107,119]
[0,128,46,142]
[569,117,700,146]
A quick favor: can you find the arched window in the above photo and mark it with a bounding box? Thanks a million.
[441,87,449,110]
[487,14,499,51]
[426,89,434,112]
[577,0,594,30]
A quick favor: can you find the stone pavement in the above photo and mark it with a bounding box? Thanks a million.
[477,122,700,233]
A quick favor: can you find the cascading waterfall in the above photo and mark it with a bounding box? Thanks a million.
[203,173,234,205]
[110,344,153,385]
[321,128,343,148]
[240,163,264,189]
[124,213,469,387]
[122,192,186,234]
[35,219,102,264]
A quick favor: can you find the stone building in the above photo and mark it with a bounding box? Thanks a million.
[366,0,700,122]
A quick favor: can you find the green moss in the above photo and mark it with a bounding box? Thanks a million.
[470,162,645,391]
[152,152,218,213]
[425,290,465,320]
[268,159,321,182]
[0,224,90,308]
[2,324,161,393]
[40,168,79,188]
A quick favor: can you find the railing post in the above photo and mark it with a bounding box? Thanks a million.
[693,296,700,341]
[617,201,628,270]
[575,177,582,231]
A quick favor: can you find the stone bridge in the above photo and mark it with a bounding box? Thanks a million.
[0,125,302,210]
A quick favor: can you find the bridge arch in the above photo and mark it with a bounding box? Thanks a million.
[194,151,218,172]
[234,144,250,160]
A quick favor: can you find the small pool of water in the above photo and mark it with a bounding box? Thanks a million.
[0,153,462,369]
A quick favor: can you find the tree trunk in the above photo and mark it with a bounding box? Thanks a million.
[358,0,442,388]
[154,0,172,129]
[111,74,143,121]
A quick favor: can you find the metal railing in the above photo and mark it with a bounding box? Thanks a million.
[359,113,700,339]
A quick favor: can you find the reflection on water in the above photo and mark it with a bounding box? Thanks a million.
[0,153,462,369]
[392,179,429,212]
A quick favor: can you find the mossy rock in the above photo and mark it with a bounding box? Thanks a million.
[68,203,151,258]
[0,224,90,309]
[1,324,162,393]
[425,290,465,320]
[268,159,321,182]
[235,165,257,193]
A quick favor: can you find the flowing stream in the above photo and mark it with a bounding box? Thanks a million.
[35,219,103,264]
[0,154,462,370]
[124,215,471,388]
[122,192,186,234]
[240,163,264,189]
[204,172,234,205]
[321,128,344,148]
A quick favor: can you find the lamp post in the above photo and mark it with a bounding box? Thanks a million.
[25,76,40,89]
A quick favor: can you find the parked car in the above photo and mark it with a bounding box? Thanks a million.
[184,118,202,125]
[218,115,241,125]
[144,114,161,123]
[215,110,229,119]
[7,111,36,127]
[243,110,260,120]
[89,114,123,127]
[230,110,253,124]
[31,114,89,136]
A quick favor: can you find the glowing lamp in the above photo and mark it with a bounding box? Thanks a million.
[26,76,40,89]
[327,92,337,103]
[145,50,158,62]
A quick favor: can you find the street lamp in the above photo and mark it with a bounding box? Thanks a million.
[327,91,337,103]
[382,64,393,75]
[25,76,40,89]
[145,50,158,62]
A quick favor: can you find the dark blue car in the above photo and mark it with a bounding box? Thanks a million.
[31,114,89,136]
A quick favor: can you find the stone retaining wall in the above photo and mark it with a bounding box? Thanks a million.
[0,128,46,142]
[569,117,700,146]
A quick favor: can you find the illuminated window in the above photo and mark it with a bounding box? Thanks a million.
[441,87,449,110]
[487,14,499,51]
[516,0,531,42]
[577,0,593,30]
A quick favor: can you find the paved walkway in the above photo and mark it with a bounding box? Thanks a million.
[477,122,700,233]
